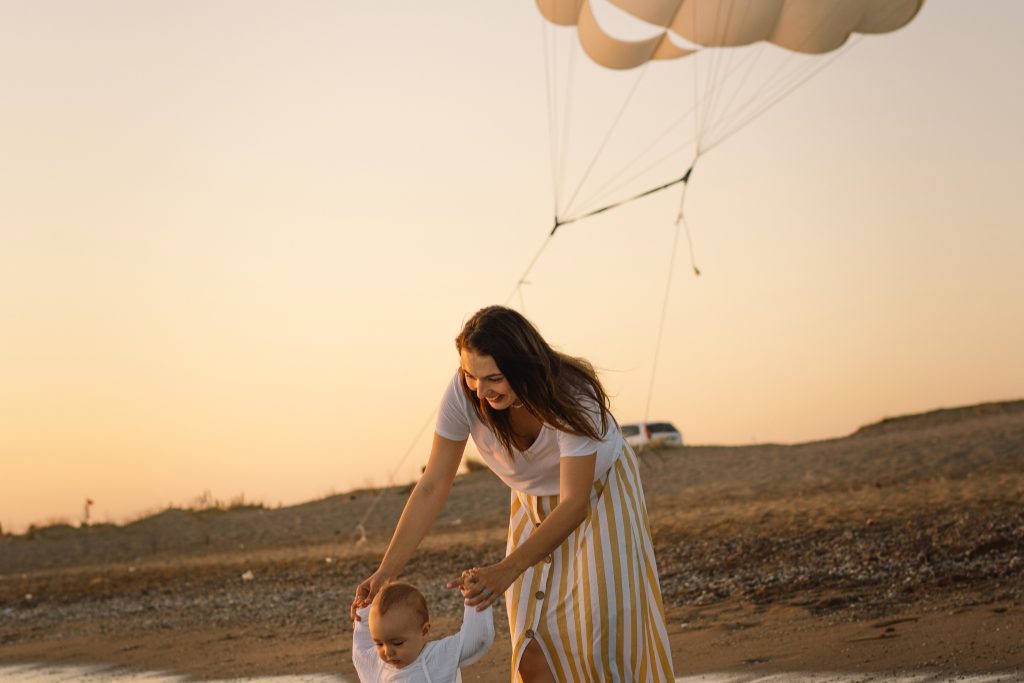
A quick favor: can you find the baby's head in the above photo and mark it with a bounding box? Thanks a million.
[369,582,431,668]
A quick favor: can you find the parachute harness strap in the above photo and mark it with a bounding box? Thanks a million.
[555,162,694,234]
[507,156,699,312]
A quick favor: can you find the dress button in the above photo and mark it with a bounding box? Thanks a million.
[545,555,553,564]
[525,629,535,639]
[535,590,545,600]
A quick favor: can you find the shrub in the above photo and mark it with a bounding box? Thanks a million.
[463,458,488,473]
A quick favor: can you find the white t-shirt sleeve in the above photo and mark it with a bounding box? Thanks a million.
[352,606,380,680]
[423,602,495,673]
[556,395,605,457]
[456,603,495,667]
[435,370,473,442]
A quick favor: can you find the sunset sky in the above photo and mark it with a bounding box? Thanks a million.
[2,0,1022,533]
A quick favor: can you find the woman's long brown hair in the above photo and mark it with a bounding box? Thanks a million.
[455,306,611,457]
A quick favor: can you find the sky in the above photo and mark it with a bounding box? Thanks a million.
[2,0,1022,534]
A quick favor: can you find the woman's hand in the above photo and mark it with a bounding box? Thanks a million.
[350,569,392,621]
[447,561,517,611]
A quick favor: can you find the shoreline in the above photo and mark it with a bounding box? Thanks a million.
[2,599,1022,680]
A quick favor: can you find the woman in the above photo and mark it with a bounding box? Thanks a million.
[351,306,674,682]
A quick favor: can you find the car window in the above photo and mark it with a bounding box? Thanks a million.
[621,425,640,437]
[647,423,678,433]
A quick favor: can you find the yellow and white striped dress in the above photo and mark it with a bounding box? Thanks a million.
[504,441,674,682]
[434,372,675,681]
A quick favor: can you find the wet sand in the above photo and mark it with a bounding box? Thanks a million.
[2,401,1023,680]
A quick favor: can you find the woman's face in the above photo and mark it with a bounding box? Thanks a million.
[460,349,519,410]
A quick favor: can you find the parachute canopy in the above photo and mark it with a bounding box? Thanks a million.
[537,0,925,69]
[517,0,929,423]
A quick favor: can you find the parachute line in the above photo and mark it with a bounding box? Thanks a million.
[644,182,689,423]
[705,48,805,147]
[350,408,437,545]
[541,19,561,217]
[703,44,768,145]
[575,40,774,219]
[703,5,863,152]
[557,40,578,216]
[695,0,741,151]
[712,47,810,143]
[691,1,706,146]
[504,232,555,305]
[560,61,651,219]
[706,37,862,154]
[572,96,701,218]
[700,0,754,150]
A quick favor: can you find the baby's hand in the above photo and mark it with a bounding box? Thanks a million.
[446,568,479,597]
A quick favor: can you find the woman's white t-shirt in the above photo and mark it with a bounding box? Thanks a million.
[434,371,622,496]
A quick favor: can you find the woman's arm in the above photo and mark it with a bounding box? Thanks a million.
[379,432,467,575]
[458,453,596,609]
[350,433,467,618]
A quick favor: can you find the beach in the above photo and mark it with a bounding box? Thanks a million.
[2,401,1023,680]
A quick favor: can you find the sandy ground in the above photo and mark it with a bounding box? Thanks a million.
[2,400,1023,680]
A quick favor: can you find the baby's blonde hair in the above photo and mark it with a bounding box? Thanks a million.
[373,582,429,626]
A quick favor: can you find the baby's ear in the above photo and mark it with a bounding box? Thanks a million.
[422,621,431,637]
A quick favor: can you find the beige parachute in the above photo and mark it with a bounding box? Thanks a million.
[508,0,930,422]
[524,0,929,233]
[537,0,925,69]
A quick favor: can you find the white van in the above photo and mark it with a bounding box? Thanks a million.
[620,421,683,449]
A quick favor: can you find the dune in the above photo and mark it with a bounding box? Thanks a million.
[1,400,1022,679]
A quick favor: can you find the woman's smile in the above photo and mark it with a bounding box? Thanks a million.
[485,394,511,409]
[461,350,519,410]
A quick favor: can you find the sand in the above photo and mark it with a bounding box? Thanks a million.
[2,400,1023,680]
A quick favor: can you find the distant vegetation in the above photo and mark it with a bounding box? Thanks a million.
[853,400,1024,437]
[21,518,73,541]
[184,490,266,513]
[10,490,268,540]
[463,458,488,473]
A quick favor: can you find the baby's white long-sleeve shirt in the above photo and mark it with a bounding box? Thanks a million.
[352,603,494,683]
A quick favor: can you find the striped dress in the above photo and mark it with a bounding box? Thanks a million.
[504,441,674,682]
[434,372,675,681]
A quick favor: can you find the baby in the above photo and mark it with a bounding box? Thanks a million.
[352,581,493,682]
